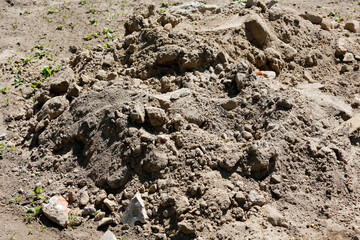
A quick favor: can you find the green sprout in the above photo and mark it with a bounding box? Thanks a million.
[79,0,87,5]
[21,57,32,65]
[335,17,344,22]
[89,18,97,25]
[328,11,335,17]
[57,25,64,30]
[42,65,60,79]
[13,76,23,88]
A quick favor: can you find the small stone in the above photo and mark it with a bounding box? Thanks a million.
[164,23,172,32]
[235,192,246,204]
[222,100,237,111]
[248,190,266,206]
[50,78,70,94]
[262,71,276,79]
[82,205,96,216]
[270,174,282,184]
[67,83,81,98]
[107,166,130,189]
[37,96,69,121]
[241,131,253,140]
[107,72,117,81]
[276,98,293,109]
[103,54,115,67]
[321,19,331,31]
[130,104,145,124]
[301,12,322,24]
[244,15,270,47]
[176,196,190,215]
[95,191,107,205]
[263,205,287,227]
[343,53,355,63]
[146,107,167,127]
[344,20,359,33]
[303,70,314,83]
[79,191,90,206]
[121,192,148,226]
[341,65,350,73]
[103,198,117,212]
[178,220,196,234]
[42,196,69,227]
[100,230,117,240]
[98,217,113,228]
[94,211,106,221]
[0,133,7,140]
[96,70,107,80]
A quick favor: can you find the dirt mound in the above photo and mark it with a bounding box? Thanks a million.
[1,0,360,239]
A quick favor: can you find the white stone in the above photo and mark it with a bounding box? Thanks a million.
[121,192,148,226]
[42,196,69,227]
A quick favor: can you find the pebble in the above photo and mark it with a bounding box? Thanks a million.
[98,217,114,228]
[100,230,117,240]
[103,198,117,212]
[247,190,266,206]
[121,193,148,226]
[222,100,237,111]
[344,20,359,33]
[82,205,96,216]
[343,53,355,63]
[145,107,167,127]
[270,174,282,184]
[94,211,106,221]
[42,196,69,227]
[235,192,246,204]
[79,191,90,206]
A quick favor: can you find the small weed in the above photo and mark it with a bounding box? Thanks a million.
[48,9,56,14]
[12,24,17,30]
[69,22,75,28]
[92,32,99,38]
[160,9,166,13]
[328,11,335,17]
[29,82,41,89]
[21,57,32,65]
[35,51,46,59]
[89,18,97,25]
[57,25,64,30]
[83,34,91,41]
[0,143,5,159]
[41,65,60,79]
[0,87,9,94]
[68,211,78,229]
[161,1,169,8]
[10,196,21,204]
[17,41,21,45]
[4,98,9,104]
[13,76,23,88]
[335,16,344,22]
[79,0,86,5]
[88,7,95,13]
[233,0,247,6]
[28,229,33,235]
[27,186,47,200]
[24,10,30,14]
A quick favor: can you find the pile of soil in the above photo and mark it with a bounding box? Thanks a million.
[1,0,360,239]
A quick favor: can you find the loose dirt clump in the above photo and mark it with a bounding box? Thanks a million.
[1,0,360,240]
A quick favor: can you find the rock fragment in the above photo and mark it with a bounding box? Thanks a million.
[263,205,287,227]
[178,220,196,234]
[37,96,69,121]
[79,191,90,206]
[104,198,117,212]
[345,20,359,33]
[121,192,148,226]
[343,53,355,63]
[300,12,322,24]
[100,230,117,240]
[244,15,270,47]
[248,190,266,206]
[98,217,114,228]
[42,196,69,227]
[146,107,167,127]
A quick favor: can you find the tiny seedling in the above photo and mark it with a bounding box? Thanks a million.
[27,186,47,200]
[28,229,33,235]
[24,10,30,14]
[89,18,97,25]
[48,9,56,14]
[42,65,60,78]
[83,34,91,41]
[0,143,6,159]
[4,98,9,104]
[10,196,21,203]
[35,51,46,59]
[79,0,87,5]
[335,17,344,22]
[68,211,78,229]
[92,32,99,38]
[69,22,75,28]
[328,11,335,17]
[29,82,41,88]
[13,76,23,88]
[88,7,95,13]
[57,25,64,30]
[12,24,17,30]
[161,1,169,8]
[21,57,32,65]
[0,87,9,94]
